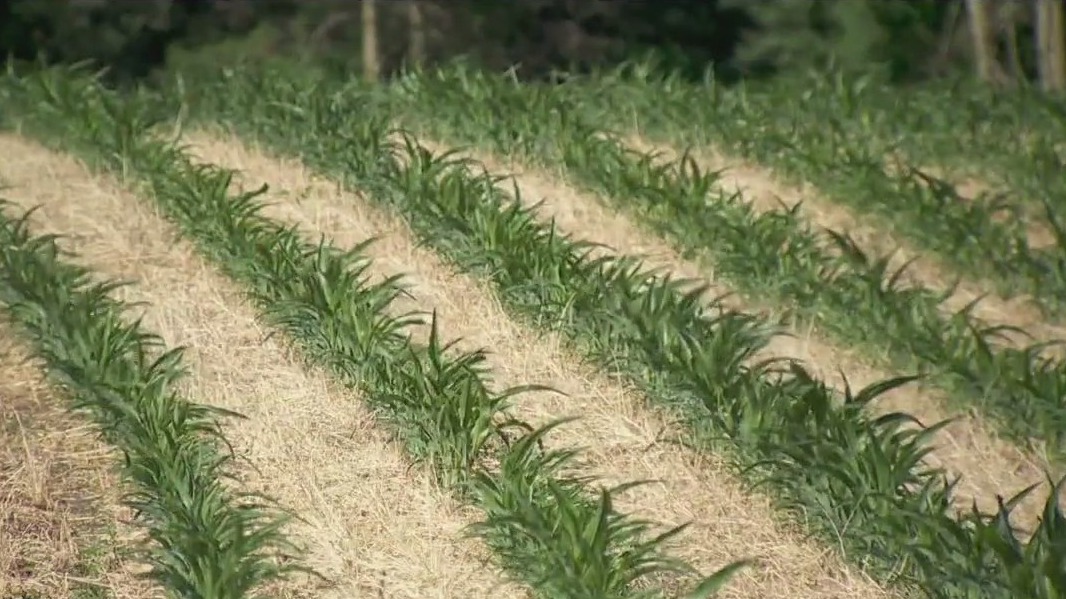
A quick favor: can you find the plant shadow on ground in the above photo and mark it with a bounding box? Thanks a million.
[0,334,136,599]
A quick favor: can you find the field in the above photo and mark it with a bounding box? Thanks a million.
[0,61,1064,599]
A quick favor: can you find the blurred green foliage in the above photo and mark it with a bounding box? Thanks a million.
[0,0,1042,85]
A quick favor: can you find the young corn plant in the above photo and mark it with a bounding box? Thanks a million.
[0,64,749,599]
[150,156,742,599]
[0,201,306,599]
[161,61,1066,599]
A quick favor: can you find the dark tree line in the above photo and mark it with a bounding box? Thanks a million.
[1,0,1063,89]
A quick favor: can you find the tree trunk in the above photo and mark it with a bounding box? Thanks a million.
[966,0,999,82]
[933,0,964,76]
[408,1,426,69]
[996,0,1027,81]
[1036,0,1066,91]
[362,0,380,82]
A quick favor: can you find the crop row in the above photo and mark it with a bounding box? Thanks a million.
[344,64,1066,463]
[750,71,1066,261]
[0,201,304,597]
[744,70,1065,177]
[0,65,745,599]
[839,75,1066,251]
[9,60,1066,598]
[550,62,1066,316]
[148,61,1066,598]
[765,71,1066,218]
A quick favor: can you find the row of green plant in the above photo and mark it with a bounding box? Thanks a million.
[551,62,1066,315]
[159,61,1066,598]
[769,71,1066,219]
[849,78,1066,248]
[0,200,305,598]
[752,69,1066,172]
[351,64,1066,463]
[0,65,745,599]
[742,71,1066,252]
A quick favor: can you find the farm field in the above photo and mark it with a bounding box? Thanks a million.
[0,61,1064,599]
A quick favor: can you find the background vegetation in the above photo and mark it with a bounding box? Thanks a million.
[1,0,1064,89]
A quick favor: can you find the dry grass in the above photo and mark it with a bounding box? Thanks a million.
[0,333,160,599]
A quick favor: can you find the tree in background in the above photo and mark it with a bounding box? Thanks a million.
[1036,0,1066,90]
[361,0,379,82]
[722,0,965,81]
[0,0,298,84]
[1,0,1064,91]
[966,0,1004,84]
[0,0,197,82]
[407,0,425,70]
[960,0,1066,91]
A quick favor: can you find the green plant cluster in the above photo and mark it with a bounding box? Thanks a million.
[150,62,1066,598]
[813,73,1066,274]
[363,63,1066,464]
[0,65,745,599]
[4,58,1066,598]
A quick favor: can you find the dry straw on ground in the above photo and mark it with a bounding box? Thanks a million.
[0,333,160,599]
